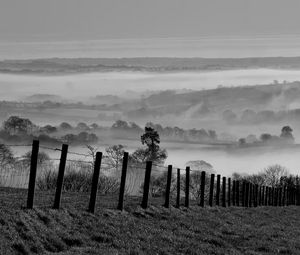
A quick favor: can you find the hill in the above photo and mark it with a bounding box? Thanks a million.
[2,57,300,74]
[1,188,299,254]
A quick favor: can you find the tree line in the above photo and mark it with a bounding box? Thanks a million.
[223,108,300,125]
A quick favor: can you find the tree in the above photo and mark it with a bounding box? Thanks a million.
[140,126,167,163]
[130,127,167,165]
[280,126,294,143]
[111,120,129,130]
[59,122,72,130]
[0,144,14,167]
[90,123,99,130]
[40,125,57,134]
[3,116,35,135]
[21,151,50,167]
[262,164,289,187]
[260,133,272,143]
[222,110,237,123]
[238,138,246,146]
[77,122,90,130]
[105,145,126,172]
[184,160,215,200]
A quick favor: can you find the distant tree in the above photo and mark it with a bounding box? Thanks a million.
[130,127,167,164]
[40,125,57,134]
[241,109,256,123]
[260,133,272,143]
[185,160,214,173]
[262,164,289,187]
[222,110,237,123]
[0,144,15,167]
[90,123,99,129]
[21,151,50,167]
[246,174,266,186]
[77,122,90,130]
[111,120,129,130]
[238,138,246,146]
[184,160,215,200]
[3,116,35,135]
[245,134,258,144]
[208,130,217,140]
[280,126,294,143]
[148,171,176,197]
[59,122,72,130]
[141,127,161,161]
[105,145,126,172]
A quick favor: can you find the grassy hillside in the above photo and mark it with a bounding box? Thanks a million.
[1,188,300,254]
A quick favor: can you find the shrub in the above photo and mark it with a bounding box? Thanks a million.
[36,161,119,194]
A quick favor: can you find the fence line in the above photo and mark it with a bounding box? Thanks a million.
[1,140,300,213]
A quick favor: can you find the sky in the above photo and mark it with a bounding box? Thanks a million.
[1,0,300,42]
[1,0,300,59]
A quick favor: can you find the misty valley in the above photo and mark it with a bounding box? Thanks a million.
[1,68,300,176]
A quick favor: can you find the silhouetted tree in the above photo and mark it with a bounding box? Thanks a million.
[280,126,294,144]
[0,144,14,167]
[3,116,35,135]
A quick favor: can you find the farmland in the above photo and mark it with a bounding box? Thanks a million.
[0,187,300,255]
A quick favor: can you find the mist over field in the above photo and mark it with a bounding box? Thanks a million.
[1,57,300,176]
[1,68,300,101]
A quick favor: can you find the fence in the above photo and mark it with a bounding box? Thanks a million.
[1,140,300,213]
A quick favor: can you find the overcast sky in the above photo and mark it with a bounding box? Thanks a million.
[1,0,300,42]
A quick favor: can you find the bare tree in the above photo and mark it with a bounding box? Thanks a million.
[262,164,289,187]
[0,144,14,167]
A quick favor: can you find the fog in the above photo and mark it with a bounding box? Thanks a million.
[2,68,300,101]
[1,68,300,177]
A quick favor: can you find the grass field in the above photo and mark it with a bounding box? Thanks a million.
[0,187,300,255]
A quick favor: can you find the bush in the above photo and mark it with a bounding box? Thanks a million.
[36,161,119,194]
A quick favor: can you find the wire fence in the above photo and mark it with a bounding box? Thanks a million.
[1,140,300,212]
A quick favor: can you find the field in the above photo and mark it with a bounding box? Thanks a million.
[1,187,300,255]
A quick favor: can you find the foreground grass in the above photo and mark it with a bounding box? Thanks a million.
[0,188,300,254]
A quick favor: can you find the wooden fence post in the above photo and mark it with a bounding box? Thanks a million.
[278,188,282,207]
[209,174,215,207]
[209,174,215,206]
[222,177,226,207]
[242,181,246,207]
[236,181,240,206]
[282,186,286,206]
[249,183,252,208]
[164,165,172,208]
[245,182,249,207]
[261,186,265,206]
[117,152,129,211]
[296,185,300,206]
[27,140,39,209]
[232,180,236,206]
[268,187,272,206]
[254,185,258,207]
[258,186,262,206]
[176,168,180,208]
[265,187,269,206]
[216,175,221,206]
[88,152,102,213]
[228,178,231,207]
[185,167,190,208]
[199,171,206,207]
[141,161,152,209]
[274,188,278,207]
[53,144,68,209]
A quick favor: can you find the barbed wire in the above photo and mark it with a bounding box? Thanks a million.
[4,144,32,147]
[2,142,216,174]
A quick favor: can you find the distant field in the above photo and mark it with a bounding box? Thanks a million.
[0,187,300,255]
[2,57,300,74]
